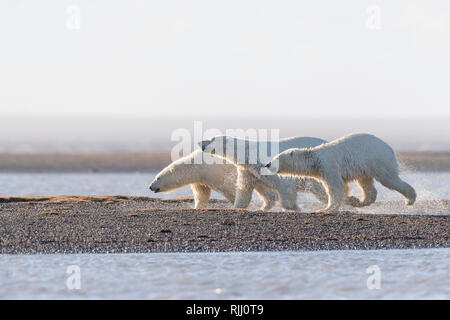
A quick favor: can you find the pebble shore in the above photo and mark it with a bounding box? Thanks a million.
[0,196,449,254]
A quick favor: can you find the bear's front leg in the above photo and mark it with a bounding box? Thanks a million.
[234,186,254,208]
[234,168,257,208]
[278,185,299,211]
[191,183,211,209]
[319,174,345,213]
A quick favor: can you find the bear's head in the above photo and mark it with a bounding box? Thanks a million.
[199,135,261,167]
[199,135,230,160]
[149,152,199,193]
[199,136,226,155]
[265,148,318,176]
[149,168,181,193]
[265,149,293,174]
[149,174,164,193]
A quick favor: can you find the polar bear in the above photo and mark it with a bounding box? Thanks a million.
[149,150,278,210]
[149,150,328,210]
[200,135,329,210]
[265,133,417,213]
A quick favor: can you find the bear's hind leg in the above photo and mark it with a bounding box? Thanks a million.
[275,178,298,211]
[191,183,211,209]
[358,176,377,206]
[375,175,417,205]
[300,178,328,204]
[346,177,377,207]
[278,189,298,211]
[344,183,362,207]
[254,184,278,211]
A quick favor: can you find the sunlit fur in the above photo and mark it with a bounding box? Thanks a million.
[268,133,417,212]
[200,135,329,210]
[149,150,278,210]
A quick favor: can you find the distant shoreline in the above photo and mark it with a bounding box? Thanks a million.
[0,196,449,254]
[0,151,449,172]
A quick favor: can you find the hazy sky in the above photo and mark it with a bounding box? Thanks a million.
[1,0,449,118]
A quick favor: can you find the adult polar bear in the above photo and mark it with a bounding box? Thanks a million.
[149,150,277,210]
[149,150,327,210]
[265,133,417,213]
[200,135,329,210]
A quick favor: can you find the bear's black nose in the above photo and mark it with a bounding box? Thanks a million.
[149,185,160,193]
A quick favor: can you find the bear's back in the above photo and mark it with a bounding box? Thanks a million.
[278,136,327,152]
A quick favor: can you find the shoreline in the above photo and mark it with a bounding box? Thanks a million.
[0,151,449,172]
[1,196,449,254]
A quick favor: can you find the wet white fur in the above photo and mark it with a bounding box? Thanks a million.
[149,150,278,210]
[268,133,417,212]
[200,136,329,210]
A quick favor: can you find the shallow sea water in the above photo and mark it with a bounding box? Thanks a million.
[0,249,449,299]
[0,171,448,214]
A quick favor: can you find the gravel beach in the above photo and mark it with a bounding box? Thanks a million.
[0,196,448,254]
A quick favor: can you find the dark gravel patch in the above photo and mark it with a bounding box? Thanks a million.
[0,196,449,254]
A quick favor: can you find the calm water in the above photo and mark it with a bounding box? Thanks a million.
[0,171,448,214]
[0,171,449,199]
[0,249,449,299]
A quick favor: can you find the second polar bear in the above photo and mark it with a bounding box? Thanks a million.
[265,133,417,212]
[149,150,328,210]
[200,135,329,210]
